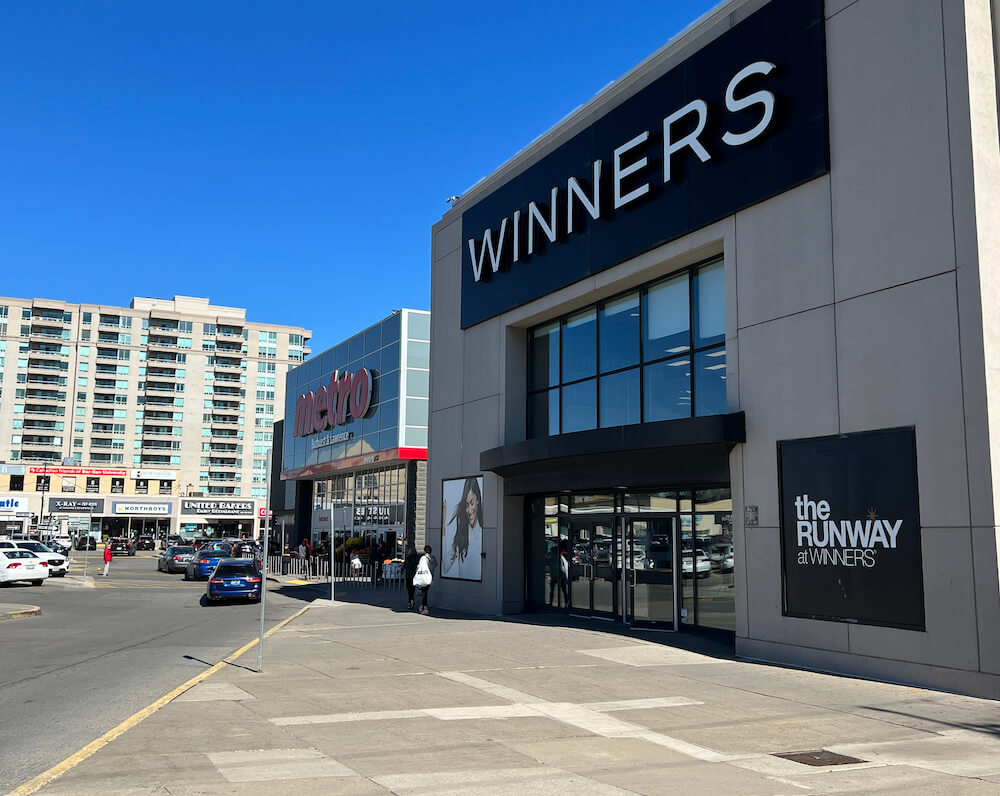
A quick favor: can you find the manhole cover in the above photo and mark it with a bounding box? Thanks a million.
[772,750,866,767]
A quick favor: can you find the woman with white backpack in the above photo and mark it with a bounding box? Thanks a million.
[412,544,437,615]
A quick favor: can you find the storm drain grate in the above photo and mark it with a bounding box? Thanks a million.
[772,750,867,767]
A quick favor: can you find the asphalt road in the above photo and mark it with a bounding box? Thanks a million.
[0,552,318,792]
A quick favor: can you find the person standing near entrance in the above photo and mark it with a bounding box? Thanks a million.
[102,541,112,577]
[403,544,421,610]
[414,544,437,615]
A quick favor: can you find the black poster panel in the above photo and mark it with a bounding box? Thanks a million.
[460,0,828,328]
[778,427,925,630]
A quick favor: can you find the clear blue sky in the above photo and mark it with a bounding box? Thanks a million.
[1,1,719,350]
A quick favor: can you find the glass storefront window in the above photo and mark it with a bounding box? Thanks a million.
[624,491,677,513]
[528,389,559,437]
[570,494,615,513]
[694,260,725,348]
[561,379,596,433]
[529,322,560,390]
[643,357,690,422]
[562,309,596,382]
[599,292,639,373]
[694,348,727,416]
[643,272,690,361]
[599,369,640,427]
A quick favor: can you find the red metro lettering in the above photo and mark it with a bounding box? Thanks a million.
[293,368,373,437]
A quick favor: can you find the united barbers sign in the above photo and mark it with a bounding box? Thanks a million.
[460,0,829,328]
[778,427,925,631]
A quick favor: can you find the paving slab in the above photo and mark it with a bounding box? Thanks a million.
[24,599,1000,795]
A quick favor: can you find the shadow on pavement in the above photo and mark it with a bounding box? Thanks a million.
[276,579,738,663]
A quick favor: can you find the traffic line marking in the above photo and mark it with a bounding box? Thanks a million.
[9,603,312,795]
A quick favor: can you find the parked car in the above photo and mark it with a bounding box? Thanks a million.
[719,552,735,573]
[1,540,69,576]
[681,550,713,578]
[707,542,733,568]
[43,535,74,555]
[136,536,156,551]
[157,545,196,573]
[75,535,98,550]
[205,558,263,603]
[185,548,230,580]
[0,549,49,586]
[109,537,137,556]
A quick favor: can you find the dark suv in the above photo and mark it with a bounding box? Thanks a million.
[136,536,156,551]
[109,537,137,556]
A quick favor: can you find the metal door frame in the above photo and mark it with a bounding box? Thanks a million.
[622,515,680,630]
[567,517,618,621]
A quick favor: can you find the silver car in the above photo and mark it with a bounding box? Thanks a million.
[157,545,196,574]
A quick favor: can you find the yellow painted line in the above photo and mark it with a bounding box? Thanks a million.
[9,603,312,795]
[283,579,311,585]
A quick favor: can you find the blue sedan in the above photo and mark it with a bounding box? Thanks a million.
[184,548,230,580]
[206,558,262,603]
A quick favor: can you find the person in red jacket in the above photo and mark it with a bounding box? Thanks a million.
[102,541,112,577]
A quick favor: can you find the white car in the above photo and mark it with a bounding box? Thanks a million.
[0,540,69,576]
[0,549,49,586]
[682,550,713,578]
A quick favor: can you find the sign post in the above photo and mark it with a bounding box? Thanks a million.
[256,451,271,673]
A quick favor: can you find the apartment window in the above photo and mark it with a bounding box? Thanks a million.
[526,257,726,438]
[81,330,91,341]
[82,312,92,324]
[21,309,30,319]
[179,321,193,333]
[289,334,304,346]
[259,331,277,343]
[204,323,216,335]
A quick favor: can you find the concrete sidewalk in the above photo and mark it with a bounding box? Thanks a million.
[23,584,1000,795]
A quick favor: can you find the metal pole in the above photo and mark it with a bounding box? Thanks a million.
[256,451,271,673]
[40,462,48,533]
[83,508,91,578]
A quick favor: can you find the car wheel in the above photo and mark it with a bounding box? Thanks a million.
[183,571,189,581]
[32,579,43,586]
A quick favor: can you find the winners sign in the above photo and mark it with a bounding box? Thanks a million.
[778,427,925,631]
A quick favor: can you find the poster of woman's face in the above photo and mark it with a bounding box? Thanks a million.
[441,475,484,582]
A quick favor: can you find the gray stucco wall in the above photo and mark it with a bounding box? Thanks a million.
[428,0,1000,697]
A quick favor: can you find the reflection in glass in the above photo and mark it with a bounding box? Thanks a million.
[570,494,615,513]
[529,323,560,390]
[599,293,639,373]
[643,357,691,422]
[407,311,431,341]
[407,340,430,369]
[694,259,725,347]
[562,309,596,382]
[624,491,677,513]
[694,347,726,416]
[528,389,559,438]
[561,379,596,433]
[599,370,640,427]
[643,272,689,361]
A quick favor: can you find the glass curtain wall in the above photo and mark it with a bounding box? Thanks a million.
[527,257,726,438]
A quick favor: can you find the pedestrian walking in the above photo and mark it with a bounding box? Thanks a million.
[297,539,309,578]
[403,544,421,610]
[102,541,112,577]
[413,544,437,615]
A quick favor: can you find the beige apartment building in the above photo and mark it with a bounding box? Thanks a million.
[0,295,310,541]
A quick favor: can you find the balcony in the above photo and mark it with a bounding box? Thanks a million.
[95,365,124,375]
[90,426,116,437]
[207,486,239,496]
[216,327,243,339]
[27,360,68,373]
[212,385,242,397]
[139,455,172,466]
[90,440,120,450]
[24,405,65,418]
[209,417,240,429]
[142,426,176,437]
[144,396,178,407]
[29,328,68,342]
[26,347,66,360]
[213,373,241,384]
[144,410,177,421]
[208,461,241,470]
[30,313,70,325]
[147,338,178,350]
[210,431,240,441]
[21,452,62,463]
[148,323,178,333]
[147,353,179,364]
[26,375,66,387]
[147,368,177,380]
[145,382,179,393]
[208,473,240,483]
[22,437,61,448]
[23,419,61,431]
[93,395,122,405]
[209,445,240,455]
[142,443,181,453]
[25,390,65,403]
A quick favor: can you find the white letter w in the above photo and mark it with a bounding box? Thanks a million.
[467,217,508,282]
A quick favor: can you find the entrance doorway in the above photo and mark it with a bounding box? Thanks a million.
[567,519,618,618]
[625,516,678,628]
[528,489,734,633]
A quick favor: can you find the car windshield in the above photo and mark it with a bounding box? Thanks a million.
[215,564,258,577]
[18,542,51,553]
[199,550,224,560]
[3,550,37,559]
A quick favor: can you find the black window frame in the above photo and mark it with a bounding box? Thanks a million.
[526,255,725,439]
